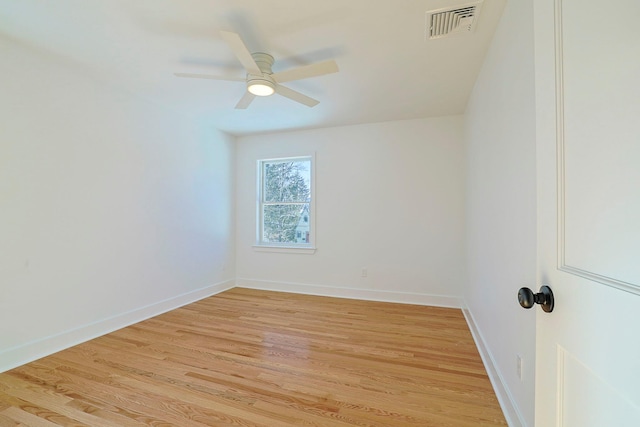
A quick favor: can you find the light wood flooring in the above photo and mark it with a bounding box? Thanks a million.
[0,288,507,426]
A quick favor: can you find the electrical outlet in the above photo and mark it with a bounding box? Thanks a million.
[516,354,523,381]
[361,267,368,278]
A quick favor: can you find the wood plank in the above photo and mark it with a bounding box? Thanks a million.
[0,407,66,427]
[0,288,507,426]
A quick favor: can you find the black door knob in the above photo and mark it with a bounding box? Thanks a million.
[518,285,554,313]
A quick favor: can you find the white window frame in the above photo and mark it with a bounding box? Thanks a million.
[254,154,316,254]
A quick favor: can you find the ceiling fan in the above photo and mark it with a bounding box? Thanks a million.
[175,31,339,109]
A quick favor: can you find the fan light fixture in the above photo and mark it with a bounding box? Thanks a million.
[174,32,339,109]
[247,78,275,96]
[248,82,275,96]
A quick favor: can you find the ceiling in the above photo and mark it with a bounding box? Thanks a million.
[0,0,505,136]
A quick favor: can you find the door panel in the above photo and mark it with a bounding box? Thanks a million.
[559,346,640,426]
[534,0,640,426]
[560,0,640,289]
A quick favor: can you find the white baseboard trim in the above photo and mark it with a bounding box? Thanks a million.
[462,305,526,427]
[0,279,235,373]
[236,278,462,308]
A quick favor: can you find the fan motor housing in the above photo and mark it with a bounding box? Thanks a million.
[251,52,274,72]
[247,52,276,95]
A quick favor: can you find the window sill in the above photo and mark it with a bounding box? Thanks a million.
[252,245,317,254]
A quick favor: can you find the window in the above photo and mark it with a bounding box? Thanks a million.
[257,156,314,248]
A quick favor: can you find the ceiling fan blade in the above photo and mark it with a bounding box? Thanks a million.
[174,72,244,82]
[272,60,339,83]
[220,31,262,76]
[275,84,320,107]
[235,91,256,109]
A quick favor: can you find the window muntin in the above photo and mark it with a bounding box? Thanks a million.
[258,156,313,247]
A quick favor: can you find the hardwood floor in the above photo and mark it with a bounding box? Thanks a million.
[0,288,507,426]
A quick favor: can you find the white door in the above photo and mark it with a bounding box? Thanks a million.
[534,0,640,425]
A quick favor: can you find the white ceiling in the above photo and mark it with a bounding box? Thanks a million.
[0,0,505,136]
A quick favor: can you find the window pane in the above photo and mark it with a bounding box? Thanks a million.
[263,160,310,203]
[262,203,310,244]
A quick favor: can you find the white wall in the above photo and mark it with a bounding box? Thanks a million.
[236,117,465,306]
[463,0,536,425]
[0,37,236,371]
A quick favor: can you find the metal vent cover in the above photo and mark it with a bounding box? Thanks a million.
[426,1,483,39]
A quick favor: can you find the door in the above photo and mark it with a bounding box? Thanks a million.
[534,0,640,425]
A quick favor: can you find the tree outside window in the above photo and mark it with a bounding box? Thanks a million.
[258,157,312,246]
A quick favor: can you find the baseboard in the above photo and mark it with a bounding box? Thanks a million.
[236,278,462,308]
[462,305,527,427]
[0,279,235,373]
